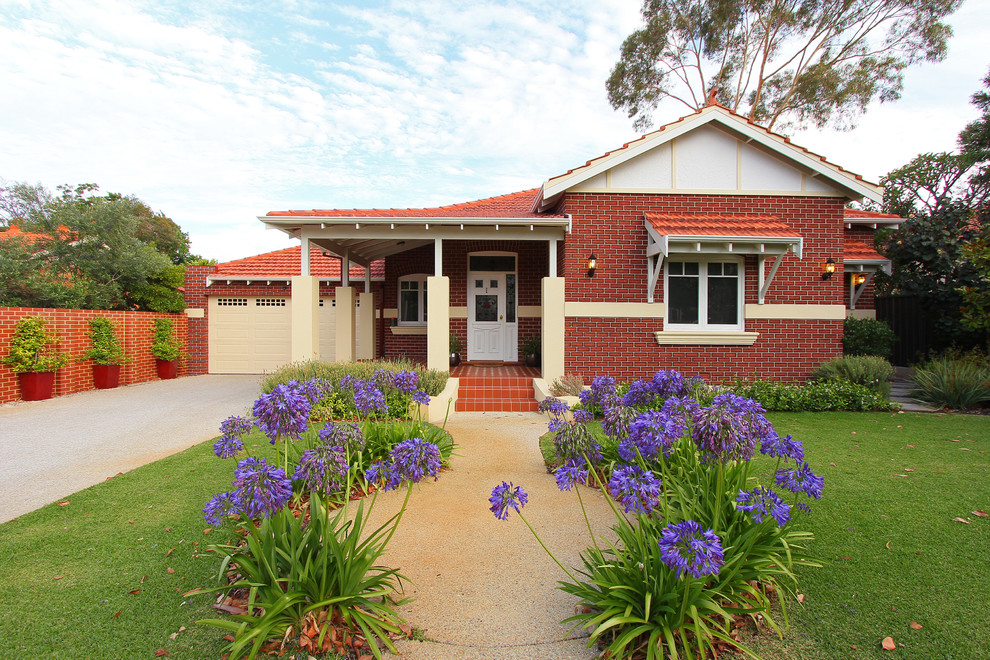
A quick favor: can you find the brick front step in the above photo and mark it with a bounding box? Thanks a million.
[455,375,538,412]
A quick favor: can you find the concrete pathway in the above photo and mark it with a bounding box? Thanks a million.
[364,411,618,659]
[0,374,260,523]
[890,366,937,412]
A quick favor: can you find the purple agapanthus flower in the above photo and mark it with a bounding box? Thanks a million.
[366,438,442,491]
[253,384,311,444]
[572,409,594,424]
[736,486,792,526]
[539,397,570,434]
[660,396,700,425]
[287,378,332,404]
[231,457,293,519]
[601,404,637,440]
[622,379,659,407]
[760,433,805,462]
[293,444,349,494]
[489,481,528,520]
[555,457,589,491]
[553,422,603,464]
[609,464,663,514]
[372,369,394,390]
[579,375,618,411]
[658,520,724,579]
[213,435,244,459]
[338,374,356,390]
[619,410,683,461]
[203,491,240,526]
[775,461,825,499]
[365,461,399,491]
[318,422,366,453]
[392,370,419,394]
[691,393,774,464]
[353,380,388,416]
[411,390,430,406]
[219,415,253,438]
[651,370,689,399]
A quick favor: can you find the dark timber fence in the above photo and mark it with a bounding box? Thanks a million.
[876,295,932,366]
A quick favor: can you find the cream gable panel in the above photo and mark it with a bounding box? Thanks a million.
[674,126,738,190]
[609,142,673,188]
[803,174,836,193]
[740,143,804,191]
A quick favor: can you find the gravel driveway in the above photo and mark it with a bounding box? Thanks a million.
[0,374,260,524]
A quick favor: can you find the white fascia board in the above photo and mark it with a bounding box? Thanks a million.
[662,234,803,258]
[259,215,569,229]
[844,218,904,228]
[205,275,384,285]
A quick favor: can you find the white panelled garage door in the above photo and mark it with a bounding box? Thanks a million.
[209,297,292,373]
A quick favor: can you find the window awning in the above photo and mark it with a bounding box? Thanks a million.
[643,213,804,304]
[843,238,891,275]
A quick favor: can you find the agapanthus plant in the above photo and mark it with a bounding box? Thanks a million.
[608,464,662,514]
[658,519,725,579]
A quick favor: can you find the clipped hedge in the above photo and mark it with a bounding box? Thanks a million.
[728,378,896,412]
[810,355,894,395]
[843,316,897,359]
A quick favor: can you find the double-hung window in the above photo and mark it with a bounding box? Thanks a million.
[665,259,743,331]
[398,275,428,325]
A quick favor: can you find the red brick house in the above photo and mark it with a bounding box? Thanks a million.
[190,104,900,385]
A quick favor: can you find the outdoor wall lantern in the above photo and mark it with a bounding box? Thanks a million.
[587,253,598,277]
[853,273,867,286]
[821,257,836,281]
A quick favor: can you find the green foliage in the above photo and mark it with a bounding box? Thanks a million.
[449,333,462,354]
[958,67,990,196]
[2,315,70,373]
[842,316,898,359]
[810,355,894,395]
[607,0,960,132]
[729,379,895,412]
[199,495,408,660]
[262,359,447,397]
[150,318,184,361]
[959,231,990,336]
[521,333,541,355]
[911,357,990,410]
[129,264,187,313]
[82,316,130,365]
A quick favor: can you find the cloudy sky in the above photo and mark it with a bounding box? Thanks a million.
[2,0,988,262]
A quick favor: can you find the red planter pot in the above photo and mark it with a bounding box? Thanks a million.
[156,359,179,380]
[18,371,56,401]
[92,364,122,389]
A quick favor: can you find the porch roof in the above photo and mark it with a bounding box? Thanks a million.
[259,189,570,266]
[209,246,385,285]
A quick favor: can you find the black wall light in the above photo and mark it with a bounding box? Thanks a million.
[587,253,598,277]
[821,257,836,281]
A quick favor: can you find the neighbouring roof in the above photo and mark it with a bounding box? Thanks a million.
[212,246,384,282]
[843,238,888,263]
[266,188,559,219]
[536,104,883,211]
[843,208,904,228]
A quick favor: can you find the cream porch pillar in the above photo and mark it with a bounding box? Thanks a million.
[541,277,565,384]
[291,275,319,362]
[357,291,375,360]
[427,276,450,372]
[335,286,355,363]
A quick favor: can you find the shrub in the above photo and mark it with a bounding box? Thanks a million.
[843,316,897,359]
[262,359,447,397]
[149,318,183,361]
[911,358,990,410]
[810,355,894,395]
[549,374,585,397]
[2,315,70,373]
[729,379,895,412]
[83,316,130,365]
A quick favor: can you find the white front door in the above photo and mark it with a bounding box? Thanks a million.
[468,272,516,361]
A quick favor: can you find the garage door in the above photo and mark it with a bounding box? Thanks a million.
[209,297,291,373]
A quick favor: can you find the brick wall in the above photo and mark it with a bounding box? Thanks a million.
[0,308,191,404]
[559,193,847,381]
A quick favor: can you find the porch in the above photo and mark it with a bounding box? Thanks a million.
[450,364,541,412]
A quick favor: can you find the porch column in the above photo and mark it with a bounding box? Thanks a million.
[542,277,565,384]
[357,291,375,360]
[427,275,450,372]
[291,275,319,362]
[335,286,355,363]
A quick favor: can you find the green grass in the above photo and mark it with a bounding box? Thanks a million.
[0,433,276,659]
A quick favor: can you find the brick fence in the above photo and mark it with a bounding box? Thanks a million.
[0,307,205,404]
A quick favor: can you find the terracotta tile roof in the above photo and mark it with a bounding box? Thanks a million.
[267,189,560,219]
[844,238,887,262]
[214,246,384,280]
[0,224,74,242]
[645,213,802,238]
[843,209,902,220]
[548,105,875,188]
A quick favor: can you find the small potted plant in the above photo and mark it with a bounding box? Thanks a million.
[522,333,541,368]
[2,315,70,401]
[449,333,463,368]
[150,317,184,379]
[82,316,130,389]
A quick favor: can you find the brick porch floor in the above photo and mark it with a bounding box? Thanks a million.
[450,364,541,412]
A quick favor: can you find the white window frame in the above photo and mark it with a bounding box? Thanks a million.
[664,257,744,331]
[398,274,428,326]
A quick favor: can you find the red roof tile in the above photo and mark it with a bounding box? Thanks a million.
[215,246,384,280]
[844,238,887,262]
[645,213,802,239]
[267,189,559,219]
[843,209,902,220]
